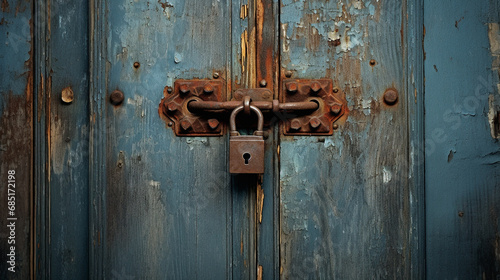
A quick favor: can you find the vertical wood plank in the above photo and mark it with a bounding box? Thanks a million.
[90,1,233,279]
[279,0,414,278]
[425,1,500,278]
[0,0,33,279]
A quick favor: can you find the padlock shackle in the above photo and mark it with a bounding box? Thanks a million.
[229,105,264,135]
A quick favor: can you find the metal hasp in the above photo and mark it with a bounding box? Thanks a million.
[159,79,347,136]
[159,79,225,136]
[229,104,265,174]
[282,79,347,135]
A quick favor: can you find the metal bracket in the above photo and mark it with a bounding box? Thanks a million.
[159,79,225,136]
[281,79,347,135]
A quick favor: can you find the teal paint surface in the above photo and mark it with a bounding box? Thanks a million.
[425,0,500,278]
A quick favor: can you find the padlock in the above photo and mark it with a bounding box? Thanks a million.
[229,104,265,174]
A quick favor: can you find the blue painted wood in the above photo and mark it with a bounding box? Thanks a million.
[425,1,500,278]
[90,1,236,279]
[279,0,421,278]
[47,1,90,279]
[0,1,33,279]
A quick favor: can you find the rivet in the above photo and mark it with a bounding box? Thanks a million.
[285,70,293,78]
[290,119,302,130]
[164,86,173,95]
[213,72,220,79]
[286,82,298,93]
[333,88,339,93]
[369,59,376,66]
[133,61,140,69]
[383,89,399,105]
[310,81,321,93]
[259,79,267,87]
[180,119,192,131]
[61,87,74,104]
[208,119,219,130]
[167,102,178,112]
[333,124,339,130]
[330,103,342,115]
[179,84,190,94]
[110,90,124,105]
[309,117,321,129]
[203,83,214,94]
[168,122,173,127]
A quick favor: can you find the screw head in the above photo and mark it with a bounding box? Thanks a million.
[203,83,214,94]
[286,82,298,93]
[179,84,190,94]
[309,117,321,129]
[259,79,267,87]
[330,103,342,115]
[290,119,302,130]
[310,82,321,93]
[383,89,398,105]
[213,72,220,79]
[180,119,192,131]
[61,87,74,104]
[285,70,293,78]
[110,90,124,105]
[208,119,219,130]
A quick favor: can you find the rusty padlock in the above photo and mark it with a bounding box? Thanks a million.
[229,104,265,174]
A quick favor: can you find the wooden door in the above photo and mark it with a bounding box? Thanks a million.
[2,0,500,279]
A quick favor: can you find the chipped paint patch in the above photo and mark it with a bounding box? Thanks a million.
[488,23,500,138]
[382,166,392,183]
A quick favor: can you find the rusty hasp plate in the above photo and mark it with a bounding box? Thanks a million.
[281,79,347,135]
[159,79,225,136]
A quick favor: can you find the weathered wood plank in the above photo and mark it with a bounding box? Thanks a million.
[0,0,33,279]
[425,1,500,278]
[90,0,233,278]
[279,0,414,278]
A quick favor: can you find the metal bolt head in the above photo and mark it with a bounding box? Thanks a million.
[179,84,190,94]
[164,86,173,95]
[203,83,214,94]
[285,70,293,78]
[330,103,342,115]
[166,102,178,112]
[290,119,302,130]
[333,124,339,130]
[309,117,321,129]
[208,119,219,130]
[61,87,74,104]
[310,82,321,93]
[333,88,339,93]
[168,122,173,127]
[259,79,267,87]
[383,89,398,105]
[110,90,124,105]
[213,72,220,79]
[286,82,298,93]
[180,119,192,131]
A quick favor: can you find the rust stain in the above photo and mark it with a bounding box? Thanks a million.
[257,183,264,223]
[47,1,51,38]
[1,0,9,12]
[158,0,173,12]
[455,16,464,29]
[46,74,52,182]
[240,232,244,255]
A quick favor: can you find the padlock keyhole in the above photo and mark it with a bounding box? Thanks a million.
[243,153,251,165]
